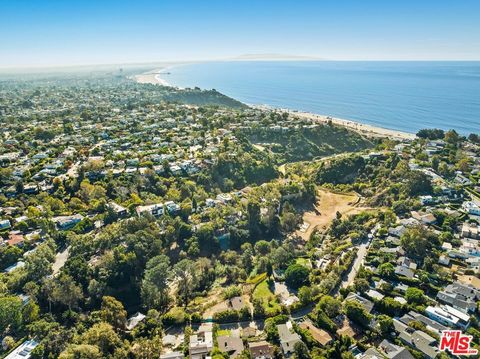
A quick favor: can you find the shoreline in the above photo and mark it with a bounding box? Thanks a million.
[134,69,416,141]
[134,69,171,86]
[288,110,416,141]
[251,105,416,141]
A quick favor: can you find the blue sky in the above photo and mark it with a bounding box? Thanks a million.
[1,0,479,67]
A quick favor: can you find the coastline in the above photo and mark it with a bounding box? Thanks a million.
[287,109,416,141]
[134,70,416,141]
[134,69,171,86]
[251,105,416,141]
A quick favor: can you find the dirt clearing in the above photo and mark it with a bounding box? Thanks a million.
[297,189,367,240]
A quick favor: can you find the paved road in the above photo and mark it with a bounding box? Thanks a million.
[340,240,370,290]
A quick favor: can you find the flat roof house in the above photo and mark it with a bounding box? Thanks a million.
[4,339,39,359]
[189,329,213,359]
[136,203,164,217]
[277,321,302,356]
[52,214,84,230]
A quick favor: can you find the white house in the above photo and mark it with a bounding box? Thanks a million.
[463,201,480,216]
[136,203,164,217]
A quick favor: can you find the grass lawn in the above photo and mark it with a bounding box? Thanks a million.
[247,272,267,284]
[217,329,231,336]
[296,257,312,268]
[253,279,281,315]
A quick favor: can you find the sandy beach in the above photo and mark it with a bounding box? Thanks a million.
[287,110,416,141]
[134,69,170,86]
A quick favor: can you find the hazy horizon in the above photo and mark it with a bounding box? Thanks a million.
[1,0,480,69]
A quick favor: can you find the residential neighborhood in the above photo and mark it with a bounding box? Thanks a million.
[0,71,480,359]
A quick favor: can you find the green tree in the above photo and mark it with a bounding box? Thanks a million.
[293,341,311,359]
[344,300,372,327]
[376,314,394,336]
[174,259,197,307]
[401,225,436,260]
[141,255,171,311]
[284,264,309,289]
[59,344,102,359]
[52,273,83,310]
[100,296,127,330]
[405,287,426,305]
[25,241,56,281]
[353,278,370,294]
[378,262,395,279]
[0,296,23,334]
[78,322,122,356]
[317,295,341,317]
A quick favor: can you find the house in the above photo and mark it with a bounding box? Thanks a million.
[345,292,374,313]
[394,296,407,305]
[189,329,213,359]
[165,201,181,214]
[108,202,128,217]
[249,341,274,359]
[126,312,146,330]
[441,242,452,251]
[395,283,409,294]
[400,330,438,358]
[4,339,39,359]
[0,219,11,230]
[436,288,477,313]
[299,320,333,347]
[277,321,302,356]
[228,296,245,311]
[460,239,480,257]
[438,255,450,266]
[395,266,414,279]
[411,211,436,225]
[425,305,470,330]
[399,311,447,334]
[388,225,406,237]
[3,261,25,273]
[465,257,480,273]
[378,339,415,359]
[419,195,435,205]
[217,335,244,358]
[463,201,480,216]
[136,203,164,217]
[385,236,401,246]
[457,275,480,289]
[23,183,39,194]
[6,232,25,246]
[462,222,479,239]
[361,347,384,359]
[444,282,480,301]
[170,164,182,176]
[52,214,84,230]
[366,289,384,301]
[397,257,417,270]
[455,173,472,186]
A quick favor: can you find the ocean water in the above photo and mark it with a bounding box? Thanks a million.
[164,61,480,135]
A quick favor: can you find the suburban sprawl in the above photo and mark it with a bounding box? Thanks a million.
[1,69,480,359]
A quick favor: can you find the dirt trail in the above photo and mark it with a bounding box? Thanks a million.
[297,189,367,240]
